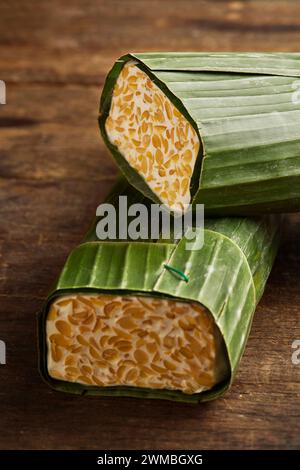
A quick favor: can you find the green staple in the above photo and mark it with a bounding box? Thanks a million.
[163,264,189,283]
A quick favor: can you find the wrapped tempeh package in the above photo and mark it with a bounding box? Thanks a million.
[99,52,300,214]
[38,180,281,403]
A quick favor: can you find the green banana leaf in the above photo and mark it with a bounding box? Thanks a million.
[99,52,300,215]
[38,180,281,403]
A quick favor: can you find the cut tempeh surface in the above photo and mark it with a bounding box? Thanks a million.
[105,61,200,212]
[46,294,226,394]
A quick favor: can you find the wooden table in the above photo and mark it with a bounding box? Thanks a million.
[1,0,300,450]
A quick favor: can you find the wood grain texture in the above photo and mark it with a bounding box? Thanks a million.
[0,0,300,450]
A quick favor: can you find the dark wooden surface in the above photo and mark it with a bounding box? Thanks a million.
[1,0,300,450]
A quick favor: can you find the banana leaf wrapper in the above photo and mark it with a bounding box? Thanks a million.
[38,180,281,403]
[99,52,300,215]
